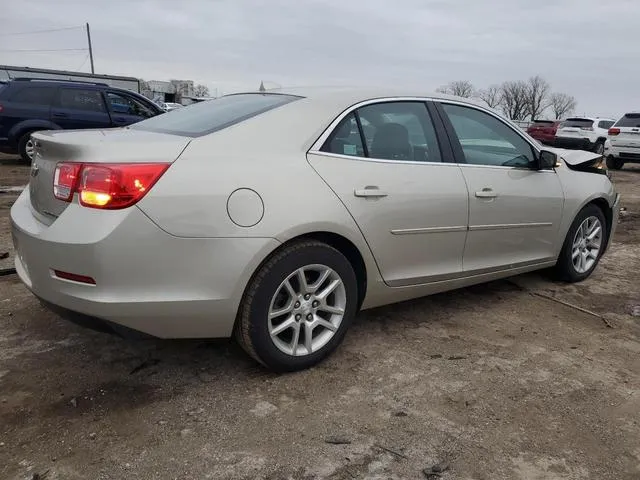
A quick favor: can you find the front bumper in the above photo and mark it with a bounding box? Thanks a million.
[554,137,594,151]
[11,189,280,338]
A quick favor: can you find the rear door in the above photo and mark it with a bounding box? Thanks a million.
[104,90,159,127]
[436,102,564,274]
[610,113,640,155]
[0,84,55,140]
[308,100,470,287]
[50,86,112,129]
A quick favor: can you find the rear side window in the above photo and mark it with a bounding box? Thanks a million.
[614,114,640,128]
[321,113,364,157]
[561,118,593,128]
[131,93,302,137]
[9,86,54,105]
[58,88,106,112]
[598,120,614,129]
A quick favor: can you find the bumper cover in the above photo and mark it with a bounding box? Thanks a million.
[554,137,594,151]
[11,189,280,338]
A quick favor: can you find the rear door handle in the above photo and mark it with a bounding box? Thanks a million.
[52,112,68,118]
[354,186,388,198]
[475,188,497,199]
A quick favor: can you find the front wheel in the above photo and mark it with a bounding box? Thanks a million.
[606,156,624,170]
[555,204,607,282]
[235,240,358,372]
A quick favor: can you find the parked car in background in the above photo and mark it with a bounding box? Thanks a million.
[606,112,640,170]
[554,117,614,154]
[155,101,184,112]
[11,88,620,371]
[526,119,561,145]
[0,78,163,162]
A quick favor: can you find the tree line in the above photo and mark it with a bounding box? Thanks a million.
[436,76,577,121]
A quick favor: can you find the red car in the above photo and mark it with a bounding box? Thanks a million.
[526,120,561,145]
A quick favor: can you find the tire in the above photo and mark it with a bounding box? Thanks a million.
[17,131,38,163]
[593,141,605,155]
[555,204,607,283]
[235,240,358,372]
[606,156,624,170]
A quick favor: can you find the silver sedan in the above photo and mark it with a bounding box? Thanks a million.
[11,88,620,371]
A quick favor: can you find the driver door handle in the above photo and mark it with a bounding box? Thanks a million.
[354,186,388,198]
[475,188,497,199]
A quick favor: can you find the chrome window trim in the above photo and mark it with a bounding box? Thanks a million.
[308,96,552,171]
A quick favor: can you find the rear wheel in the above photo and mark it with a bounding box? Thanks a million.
[235,240,358,372]
[593,141,605,155]
[606,156,624,170]
[555,204,607,282]
[18,131,38,163]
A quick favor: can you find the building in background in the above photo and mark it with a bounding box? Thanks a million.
[141,79,195,105]
[0,65,140,92]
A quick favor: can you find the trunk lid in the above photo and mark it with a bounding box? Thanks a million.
[29,128,190,224]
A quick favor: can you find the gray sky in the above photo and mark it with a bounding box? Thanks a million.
[1,0,638,118]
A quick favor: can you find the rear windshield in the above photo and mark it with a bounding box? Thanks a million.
[561,118,593,128]
[130,93,302,137]
[532,120,554,125]
[614,113,640,128]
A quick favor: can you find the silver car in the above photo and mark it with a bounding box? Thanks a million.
[11,88,620,371]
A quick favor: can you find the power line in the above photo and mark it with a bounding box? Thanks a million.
[75,54,90,71]
[0,48,88,52]
[0,25,84,37]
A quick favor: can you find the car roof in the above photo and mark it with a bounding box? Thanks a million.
[233,86,491,110]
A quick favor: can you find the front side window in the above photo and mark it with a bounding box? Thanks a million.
[442,103,535,168]
[58,88,106,112]
[106,92,156,118]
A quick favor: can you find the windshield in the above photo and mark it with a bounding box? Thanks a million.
[130,93,302,137]
[614,113,640,128]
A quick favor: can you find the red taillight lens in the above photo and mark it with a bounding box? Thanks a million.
[53,163,81,201]
[53,162,169,209]
[0,103,4,113]
[608,127,620,136]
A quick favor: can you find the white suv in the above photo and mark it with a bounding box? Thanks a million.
[555,117,615,154]
[605,112,640,170]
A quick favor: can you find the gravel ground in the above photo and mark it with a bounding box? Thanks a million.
[0,156,639,480]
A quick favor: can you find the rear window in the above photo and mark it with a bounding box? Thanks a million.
[532,120,554,125]
[614,113,640,128]
[130,93,302,137]
[561,118,593,128]
[9,86,54,105]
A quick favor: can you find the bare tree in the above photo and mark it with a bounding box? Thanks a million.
[436,80,474,98]
[524,75,551,121]
[549,92,577,119]
[500,80,529,120]
[477,85,502,109]
[193,84,210,97]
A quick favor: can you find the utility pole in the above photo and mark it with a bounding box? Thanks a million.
[86,22,95,74]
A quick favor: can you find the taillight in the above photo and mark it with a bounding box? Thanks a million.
[0,103,4,113]
[53,162,169,209]
[53,163,81,201]
[608,127,620,136]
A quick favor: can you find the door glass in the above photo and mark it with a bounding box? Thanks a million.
[58,88,106,112]
[320,113,365,157]
[10,87,54,105]
[442,103,535,168]
[106,92,156,118]
[357,102,442,162]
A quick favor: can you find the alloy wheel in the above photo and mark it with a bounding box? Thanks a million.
[571,216,602,273]
[268,264,346,356]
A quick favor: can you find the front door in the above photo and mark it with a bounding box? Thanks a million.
[50,87,112,130]
[105,90,158,127]
[436,102,564,273]
[308,100,469,287]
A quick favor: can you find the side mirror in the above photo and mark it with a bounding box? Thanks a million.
[538,150,557,170]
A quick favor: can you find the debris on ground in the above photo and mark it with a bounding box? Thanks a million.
[129,358,160,375]
[325,435,351,445]
[0,252,8,260]
[423,461,450,478]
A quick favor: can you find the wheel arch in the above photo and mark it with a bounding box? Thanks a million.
[587,197,613,252]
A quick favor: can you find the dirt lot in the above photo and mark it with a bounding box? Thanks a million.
[1,154,639,480]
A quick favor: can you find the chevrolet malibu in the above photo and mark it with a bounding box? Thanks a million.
[11,88,620,371]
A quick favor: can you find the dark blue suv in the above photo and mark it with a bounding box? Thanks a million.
[0,78,164,162]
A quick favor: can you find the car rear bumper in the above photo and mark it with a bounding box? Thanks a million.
[608,145,640,163]
[11,189,280,338]
[554,136,594,151]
